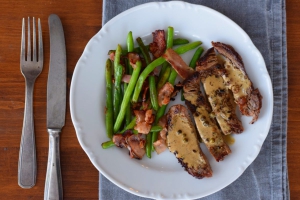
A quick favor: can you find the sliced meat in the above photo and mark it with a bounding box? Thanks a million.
[126,134,146,159]
[196,48,243,134]
[158,82,174,106]
[167,105,213,179]
[183,72,231,161]
[149,30,166,59]
[163,48,194,79]
[212,41,262,124]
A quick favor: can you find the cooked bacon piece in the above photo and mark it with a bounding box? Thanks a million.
[153,138,167,155]
[159,128,167,140]
[149,30,166,59]
[126,134,146,159]
[113,133,146,159]
[113,134,127,148]
[163,48,194,79]
[133,109,154,134]
[196,48,243,135]
[128,52,140,69]
[183,72,231,161]
[134,110,146,123]
[121,74,131,83]
[158,82,174,106]
[145,109,154,124]
[109,51,115,61]
[212,42,262,124]
[167,105,213,178]
[158,115,167,129]
[134,122,151,134]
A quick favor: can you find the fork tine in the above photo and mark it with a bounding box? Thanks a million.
[27,17,31,61]
[21,18,25,61]
[32,17,36,62]
[38,18,43,64]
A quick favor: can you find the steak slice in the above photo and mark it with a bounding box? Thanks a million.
[196,48,243,134]
[167,105,212,179]
[183,72,231,161]
[212,42,262,124]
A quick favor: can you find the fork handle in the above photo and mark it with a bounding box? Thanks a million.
[18,80,36,188]
[44,129,63,200]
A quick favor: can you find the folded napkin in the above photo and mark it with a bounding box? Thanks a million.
[100,0,289,199]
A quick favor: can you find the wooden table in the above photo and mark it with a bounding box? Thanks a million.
[0,0,298,199]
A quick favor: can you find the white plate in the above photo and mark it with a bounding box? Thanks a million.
[70,1,273,199]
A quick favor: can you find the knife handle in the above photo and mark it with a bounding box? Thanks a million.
[44,129,63,200]
[18,80,36,188]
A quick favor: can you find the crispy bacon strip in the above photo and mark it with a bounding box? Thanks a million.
[133,109,154,134]
[212,42,262,124]
[163,48,194,79]
[128,52,140,69]
[196,48,243,134]
[149,30,166,59]
[158,82,174,106]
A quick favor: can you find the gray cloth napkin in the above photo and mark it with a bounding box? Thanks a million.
[100,0,289,199]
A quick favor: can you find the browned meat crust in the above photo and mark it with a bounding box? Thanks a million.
[149,30,166,59]
[196,48,243,134]
[163,48,194,79]
[183,72,231,161]
[167,105,212,178]
[212,42,263,124]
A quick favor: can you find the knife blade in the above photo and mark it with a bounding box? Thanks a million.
[44,14,66,200]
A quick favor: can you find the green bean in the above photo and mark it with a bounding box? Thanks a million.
[157,66,171,90]
[168,69,177,85]
[101,141,115,149]
[132,57,165,103]
[146,133,152,158]
[136,37,151,65]
[174,41,202,54]
[105,59,114,139]
[114,44,122,73]
[189,46,204,69]
[166,26,174,48]
[113,63,123,121]
[173,38,189,46]
[120,117,136,133]
[114,61,142,132]
[127,31,134,75]
[123,83,132,126]
[149,76,159,111]
[150,125,163,132]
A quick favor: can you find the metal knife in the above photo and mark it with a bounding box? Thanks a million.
[44,14,66,200]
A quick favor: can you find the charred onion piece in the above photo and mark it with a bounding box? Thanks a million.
[196,48,243,134]
[167,105,212,178]
[183,72,231,161]
[212,42,262,124]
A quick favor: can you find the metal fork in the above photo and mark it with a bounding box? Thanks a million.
[18,17,43,188]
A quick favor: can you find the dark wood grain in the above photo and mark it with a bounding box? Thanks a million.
[0,1,101,199]
[0,0,299,199]
[287,0,300,199]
